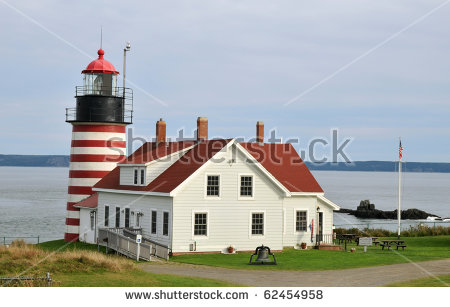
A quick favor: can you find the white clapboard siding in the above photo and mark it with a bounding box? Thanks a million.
[97,192,173,248]
[119,166,134,186]
[172,145,285,253]
[282,196,319,247]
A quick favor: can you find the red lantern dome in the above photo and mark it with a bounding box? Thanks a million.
[82,49,119,75]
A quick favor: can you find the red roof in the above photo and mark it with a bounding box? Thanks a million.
[94,139,232,193]
[82,49,119,75]
[122,141,196,164]
[94,139,323,194]
[74,193,98,209]
[240,142,323,193]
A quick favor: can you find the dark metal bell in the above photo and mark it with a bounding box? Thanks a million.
[255,246,270,262]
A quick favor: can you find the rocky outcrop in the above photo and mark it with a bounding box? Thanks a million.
[339,200,438,220]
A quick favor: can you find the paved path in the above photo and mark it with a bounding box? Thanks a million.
[141,259,450,287]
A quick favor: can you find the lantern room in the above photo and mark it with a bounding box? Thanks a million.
[66,48,133,124]
[81,49,119,96]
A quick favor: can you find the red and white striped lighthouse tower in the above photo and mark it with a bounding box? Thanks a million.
[64,48,133,242]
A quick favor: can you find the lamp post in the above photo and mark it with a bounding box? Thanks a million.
[123,41,131,95]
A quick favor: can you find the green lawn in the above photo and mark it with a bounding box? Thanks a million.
[38,239,105,252]
[387,274,450,287]
[171,236,450,271]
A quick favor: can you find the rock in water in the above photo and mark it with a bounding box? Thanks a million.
[339,200,439,219]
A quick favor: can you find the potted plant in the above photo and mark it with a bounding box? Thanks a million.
[300,242,307,250]
[227,246,234,253]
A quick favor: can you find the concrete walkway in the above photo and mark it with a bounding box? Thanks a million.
[141,259,450,287]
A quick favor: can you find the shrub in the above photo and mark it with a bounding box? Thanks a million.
[335,225,449,237]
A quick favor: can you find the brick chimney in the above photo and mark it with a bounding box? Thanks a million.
[256,121,264,144]
[156,118,166,144]
[197,117,208,141]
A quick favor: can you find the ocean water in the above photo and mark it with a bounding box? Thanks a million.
[0,167,449,243]
[313,171,450,230]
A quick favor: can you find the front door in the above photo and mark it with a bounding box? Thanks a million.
[318,212,323,243]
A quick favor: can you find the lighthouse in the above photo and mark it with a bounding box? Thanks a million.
[64,48,133,242]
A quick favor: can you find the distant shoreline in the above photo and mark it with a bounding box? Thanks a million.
[1,154,449,173]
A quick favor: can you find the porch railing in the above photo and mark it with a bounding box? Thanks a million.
[315,234,335,246]
[98,228,170,261]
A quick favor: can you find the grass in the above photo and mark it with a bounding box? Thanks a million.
[0,240,237,287]
[172,236,450,271]
[38,239,105,252]
[387,274,450,287]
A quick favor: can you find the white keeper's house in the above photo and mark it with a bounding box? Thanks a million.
[76,117,340,254]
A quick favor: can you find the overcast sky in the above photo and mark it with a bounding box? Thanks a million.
[0,0,449,162]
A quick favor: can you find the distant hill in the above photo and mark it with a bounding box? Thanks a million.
[305,161,450,173]
[0,155,69,167]
[0,155,449,173]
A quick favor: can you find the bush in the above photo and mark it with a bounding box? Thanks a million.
[335,225,450,237]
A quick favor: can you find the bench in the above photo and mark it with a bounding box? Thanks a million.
[373,240,380,246]
[396,244,407,251]
[379,243,390,250]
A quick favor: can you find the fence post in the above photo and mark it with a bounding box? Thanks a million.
[136,242,140,261]
[37,236,40,244]
[3,237,5,246]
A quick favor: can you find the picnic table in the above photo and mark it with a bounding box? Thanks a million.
[379,240,407,250]
[338,234,357,244]
[372,237,380,246]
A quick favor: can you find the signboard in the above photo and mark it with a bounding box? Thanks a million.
[358,237,372,246]
[136,235,142,244]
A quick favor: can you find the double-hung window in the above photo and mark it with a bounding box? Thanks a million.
[206,175,220,197]
[104,205,109,227]
[240,176,253,197]
[151,211,157,234]
[125,208,130,228]
[163,212,169,236]
[251,213,264,235]
[115,207,120,228]
[134,169,138,185]
[194,213,208,236]
[140,169,145,185]
[133,168,145,185]
[296,211,307,232]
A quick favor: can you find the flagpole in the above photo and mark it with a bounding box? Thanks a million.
[397,137,402,239]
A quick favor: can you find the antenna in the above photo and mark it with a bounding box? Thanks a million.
[100,26,103,49]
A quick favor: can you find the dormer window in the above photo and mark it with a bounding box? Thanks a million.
[140,169,145,185]
[133,167,146,186]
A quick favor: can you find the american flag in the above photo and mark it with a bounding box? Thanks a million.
[399,140,403,160]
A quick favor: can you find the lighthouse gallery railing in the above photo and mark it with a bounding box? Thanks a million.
[65,86,133,123]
